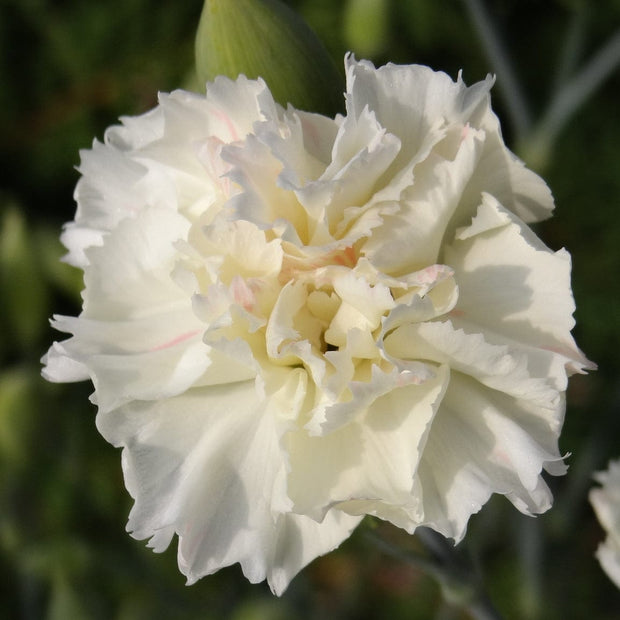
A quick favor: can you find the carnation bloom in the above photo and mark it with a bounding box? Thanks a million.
[590,459,620,588]
[43,56,593,594]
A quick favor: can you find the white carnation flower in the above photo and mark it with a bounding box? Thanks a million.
[590,459,620,588]
[43,56,593,594]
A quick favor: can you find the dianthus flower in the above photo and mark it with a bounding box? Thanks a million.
[590,459,620,588]
[43,56,592,594]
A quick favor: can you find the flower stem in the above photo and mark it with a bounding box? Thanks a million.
[527,28,620,162]
[551,8,586,96]
[364,526,504,620]
[460,0,531,141]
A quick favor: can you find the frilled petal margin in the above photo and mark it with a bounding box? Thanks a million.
[96,381,361,595]
[418,372,565,540]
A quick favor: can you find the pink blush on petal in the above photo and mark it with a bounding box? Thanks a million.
[151,330,201,351]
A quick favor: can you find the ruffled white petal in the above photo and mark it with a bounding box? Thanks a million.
[41,341,90,382]
[444,193,593,383]
[287,365,449,528]
[98,382,360,595]
[362,124,485,275]
[384,320,558,407]
[266,509,362,595]
[417,373,564,540]
[45,206,211,411]
[345,56,493,171]
[48,315,207,412]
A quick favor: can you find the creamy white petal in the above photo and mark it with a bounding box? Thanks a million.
[362,123,486,274]
[458,122,555,225]
[41,341,91,383]
[194,218,283,285]
[81,206,190,319]
[596,542,620,589]
[287,366,449,524]
[66,145,152,267]
[224,135,311,243]
[345,56,494,172]
[257,108,338,189]
[98,382,359,595]
[324,272,394,348]
[158,79,265,146]
[311,105,401,233]
[444,193,593,383]
[47,314,207,412]
[384,320,558,407]
[74,141,150,228]
[309,359,435,435]
[266,510,362,595]
[105,105,166,151]
[265,281,327,390]
[51,206,213,410]
[417,373,564,540]
[99,382,285,582]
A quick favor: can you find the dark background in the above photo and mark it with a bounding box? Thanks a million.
[1,1,619,618]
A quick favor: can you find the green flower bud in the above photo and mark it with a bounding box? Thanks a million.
[195,0,344,116]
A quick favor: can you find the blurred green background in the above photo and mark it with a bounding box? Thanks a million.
[1,0,619,618]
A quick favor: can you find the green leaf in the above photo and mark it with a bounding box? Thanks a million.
[47,571,92,620]
[0,204,49,352]
[0,367,36,467]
